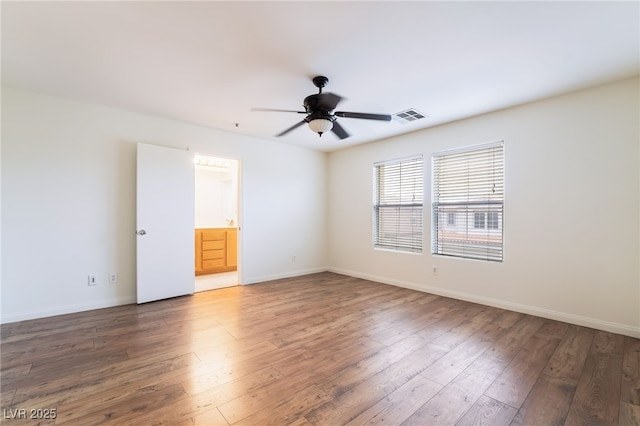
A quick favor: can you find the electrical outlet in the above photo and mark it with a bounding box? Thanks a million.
[292,255,296,263]
[432,266,438,276]
[88,275,97,286]
[109,273,117,284]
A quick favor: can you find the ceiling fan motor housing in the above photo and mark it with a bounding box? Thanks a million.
[304,111,336,124]
[304,95,338,115]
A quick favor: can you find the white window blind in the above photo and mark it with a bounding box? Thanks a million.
[373,155,423,253]
[432,142,504,261]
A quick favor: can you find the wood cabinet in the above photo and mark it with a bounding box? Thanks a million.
[195,228,237,275]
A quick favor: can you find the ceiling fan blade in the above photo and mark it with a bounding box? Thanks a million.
[276,120,306,137]
[252,107,306,114]
[331,120,350,139]
[335,111,392,121]
[318,93,343,111]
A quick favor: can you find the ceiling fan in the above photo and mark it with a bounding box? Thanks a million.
[253,76,392,139]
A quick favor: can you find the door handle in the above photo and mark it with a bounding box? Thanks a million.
[136,230,147,236]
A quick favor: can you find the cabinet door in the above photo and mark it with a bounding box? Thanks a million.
[195,230,203,272]
[226,229,238,267]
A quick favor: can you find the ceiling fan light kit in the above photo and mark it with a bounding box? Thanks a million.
[308,118,333,136]
[254,75,392,140]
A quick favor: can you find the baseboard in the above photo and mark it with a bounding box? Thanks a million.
[328,267,640,339]
[1,296,136,324]
[241,267,329,285]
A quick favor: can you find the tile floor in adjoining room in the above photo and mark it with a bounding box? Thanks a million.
[195,271,238,292]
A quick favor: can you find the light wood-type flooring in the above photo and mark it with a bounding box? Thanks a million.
[1,272,638,425]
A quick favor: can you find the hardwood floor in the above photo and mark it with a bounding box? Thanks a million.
[1,272,638,425]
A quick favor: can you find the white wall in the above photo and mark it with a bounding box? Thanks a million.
[327,77,640,337]
[194,164,238,228]
[3,79,638,337]
[1,87,328,322]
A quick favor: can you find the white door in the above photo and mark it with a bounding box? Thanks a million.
[136,143,195,303]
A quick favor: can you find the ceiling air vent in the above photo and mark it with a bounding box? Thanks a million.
[393,109,427,124]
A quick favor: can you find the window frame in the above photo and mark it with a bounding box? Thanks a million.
[431,141,504,262]
[373,155,424,254]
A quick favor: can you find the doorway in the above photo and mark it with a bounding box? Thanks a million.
[193,154,239,292]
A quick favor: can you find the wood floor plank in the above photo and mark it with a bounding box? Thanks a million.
[366,301,462,347]
[193,339,278,365]
[129,365,282,425]
[509,325,596,425]
[315,334,441,400]
[0,325,97,357]
[564,331,624,426]
[63,383,187,426]
[455,395,518,426]
[0,388,16,407]
[233,384,331,426]
[134,367,283,424]
[2,349,130,392]
[344,374,442,426]
[0,272,635,425]
[0,363,32,381]
[483,334,560,408]
[409,353,508,425]
[510,375,576,426]
[1,338,96,372]
[191,408,231,426]
[9,354,200,424]
[537,318,570,340]
[288,417,315,426]
[0,411,56,426]
[619,400,640,426]
[270,335,386,379]
[265,306,378,349]
[483,315,545,363]
[215,371,317,424]
[426,307,493,351]
[10,352,200,407]
[564,352,623,425]
[622,336,640,405]
[620,336,640,426]
[306,341,447,425]
[420,310,510,386]
[543,325,595,381]
[217,340,383,424]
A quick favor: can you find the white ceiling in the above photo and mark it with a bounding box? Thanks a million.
[2,1,638,152]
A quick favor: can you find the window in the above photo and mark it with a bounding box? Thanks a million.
[432,142,504,261]
[373,155,424,253]
[487,211,499,229]
[447,212,456,226]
